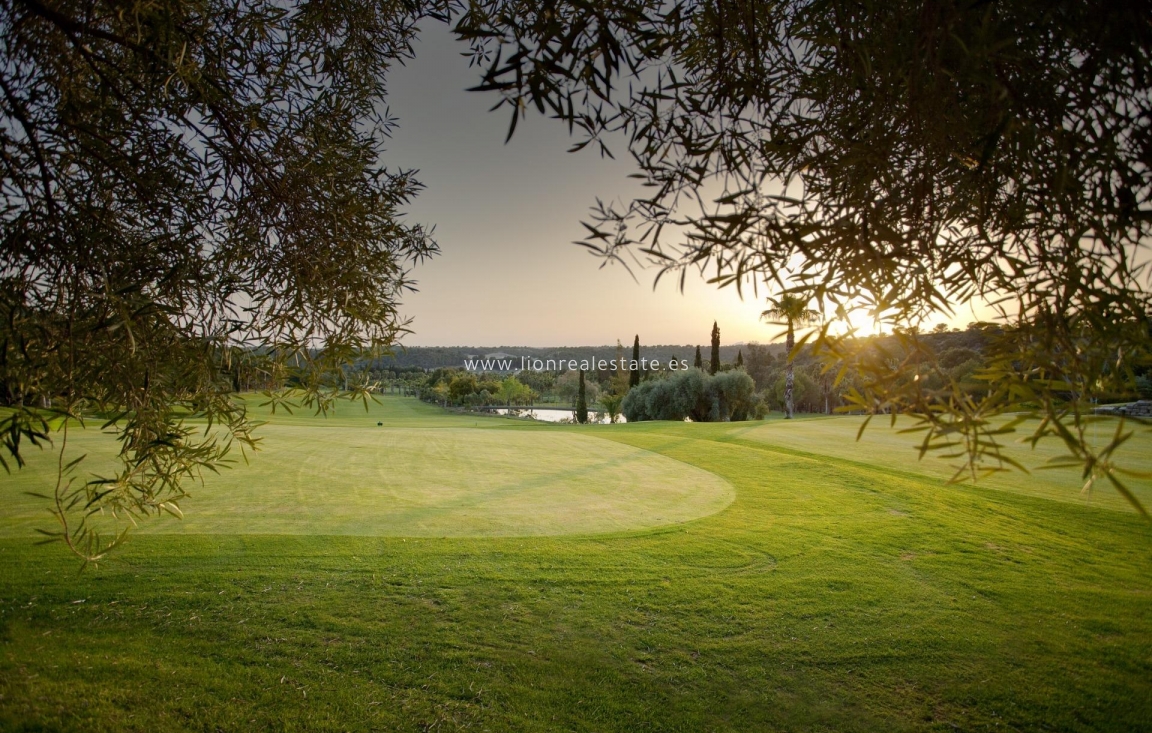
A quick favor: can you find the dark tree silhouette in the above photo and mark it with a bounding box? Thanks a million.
[709,322,721,375]
[630,335,641,388]
[0,0,437,560]
[576,369,589,424]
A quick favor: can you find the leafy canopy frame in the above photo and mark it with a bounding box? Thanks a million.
[0,0,442,561]
[449,0,1152,512]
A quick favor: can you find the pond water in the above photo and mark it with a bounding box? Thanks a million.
[487,407,627,424]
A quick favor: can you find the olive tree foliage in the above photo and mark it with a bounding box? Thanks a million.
[450,0,1152,513]
[0,0,439,561]
[622,368,755,422]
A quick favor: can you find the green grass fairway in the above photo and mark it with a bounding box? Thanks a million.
[1,397,1150,732]
[737,414,1152,512]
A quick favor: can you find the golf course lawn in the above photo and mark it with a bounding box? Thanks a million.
[0,425,734,538]
[735,414,1152,513]
[1,396,1150,731]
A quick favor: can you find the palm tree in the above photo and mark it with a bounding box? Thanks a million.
[761,294,821,419]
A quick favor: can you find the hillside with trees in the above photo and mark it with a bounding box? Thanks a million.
[381,323,1108,422]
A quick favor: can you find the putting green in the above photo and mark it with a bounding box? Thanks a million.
[0,425,734,537]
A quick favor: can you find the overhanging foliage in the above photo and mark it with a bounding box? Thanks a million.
[450,0,1152,512]
[0,0,439,560]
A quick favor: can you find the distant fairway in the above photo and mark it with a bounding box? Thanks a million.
[1,418,733,538]
[734,414,1152,512]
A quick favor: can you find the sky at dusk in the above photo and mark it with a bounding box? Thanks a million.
[384,23,991,348]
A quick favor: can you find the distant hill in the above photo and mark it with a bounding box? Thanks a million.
[371,343,787,371]
[369,328,992,373]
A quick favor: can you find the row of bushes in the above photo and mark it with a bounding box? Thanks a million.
[416,370,538,407]
[622,369,759,422]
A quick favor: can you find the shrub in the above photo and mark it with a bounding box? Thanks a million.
[752,393,770,419]
[669,369,710,421]
[622,368,756,422]
[600,393,624,423]
[711,370,757,421]
[621,380,657,421]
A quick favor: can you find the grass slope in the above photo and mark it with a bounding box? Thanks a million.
[1,397,1150,732]
[736,415,1152,513]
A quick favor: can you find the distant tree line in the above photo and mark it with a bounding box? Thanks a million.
[352,322,1148,422]
[369,344,765,371]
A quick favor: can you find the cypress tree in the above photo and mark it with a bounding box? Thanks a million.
[694,345,702,369]
[629,335,641,388]
[709,321,721,375]
[736,350,744,368]
[576,369,589,424]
